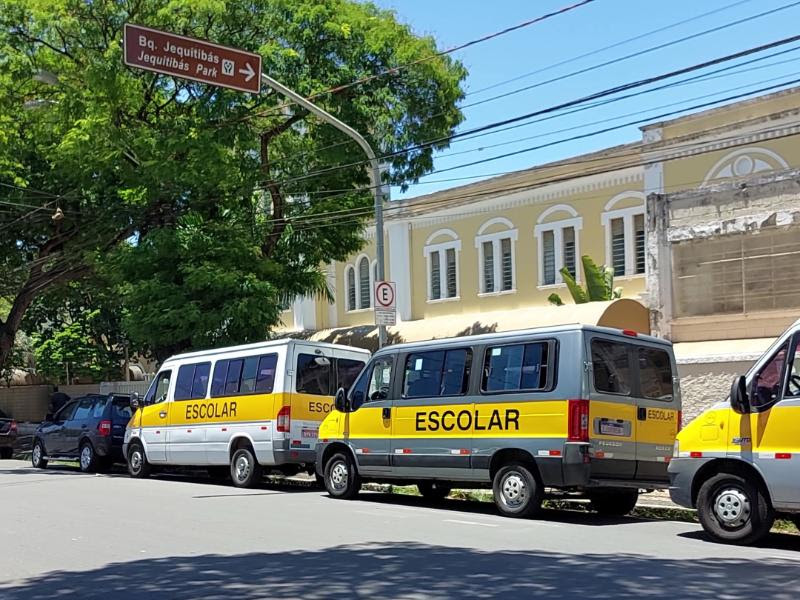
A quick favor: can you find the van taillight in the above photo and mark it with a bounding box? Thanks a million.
[568,399,590,442]
[9,420,17,434]
[98,420,112,437]
[677,410,683,432]
[277,406,291,433]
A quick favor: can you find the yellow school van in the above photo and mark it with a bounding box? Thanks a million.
[123,340,368,487]
[669,318,800,544]
[315,324,681,518]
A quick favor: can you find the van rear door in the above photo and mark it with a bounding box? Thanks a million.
[587,336,637,479]
[632,344,679,481]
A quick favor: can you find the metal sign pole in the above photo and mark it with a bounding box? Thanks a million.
[259,73,387,348]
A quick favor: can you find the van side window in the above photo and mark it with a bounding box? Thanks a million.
[212,354,278,397]
[175,363,211,401]
[592,340,631,396]
[482,343,549,393]
[638,348,674,401]
[255,355,278,393]
[337,358,365,390]
[144,370,172,404]
[404,349,471,398]
[752,342,789,410]
[297,354,332,396]
[350,357,393,408]
[786,341,800,398]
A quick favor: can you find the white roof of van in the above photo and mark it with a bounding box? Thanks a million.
[163,338,369,363]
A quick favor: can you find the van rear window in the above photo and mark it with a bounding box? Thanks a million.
[296,353,332,396]
[482,342,550,393]
[591,340,632,396]
[638,347,674,401]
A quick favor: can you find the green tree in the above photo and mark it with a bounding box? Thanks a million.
[22,280,128,382]
[0,0,466,367]
[547,256,623,306]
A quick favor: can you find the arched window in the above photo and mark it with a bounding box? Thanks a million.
[475,218,518,295]
[424,229,461,301]
[358,256,371,309]
[534,205,582,287]
[346,266,356,312]
[601,192,645,277]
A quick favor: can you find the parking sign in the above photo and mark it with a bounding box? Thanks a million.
[374,281,396,326]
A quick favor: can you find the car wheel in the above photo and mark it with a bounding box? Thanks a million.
[0,447,12,460]
[230,447,263,488]
[492,462,543,518]
[79,442,97,473]
[697,471,774,545]
[588,489,639,516]
[324,452,361,500]
[127,441,151,479]
[418,481,452,501]
[31,440,48,469]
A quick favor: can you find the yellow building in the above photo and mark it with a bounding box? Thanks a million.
[280,86,800,346]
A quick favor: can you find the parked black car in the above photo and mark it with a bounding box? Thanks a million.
[0,408,17,459]
[31,394,133,472]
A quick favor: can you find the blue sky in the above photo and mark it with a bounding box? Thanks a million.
[370,0,800,199]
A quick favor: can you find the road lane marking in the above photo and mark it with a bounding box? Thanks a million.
[443,519,498,528]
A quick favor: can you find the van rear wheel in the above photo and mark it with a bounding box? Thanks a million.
[492,462,543,518]
[324,452,361,500]
[231,447,262,488]
[588,489,639,516]
[697,472,774,545]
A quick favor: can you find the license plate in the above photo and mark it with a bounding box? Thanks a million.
[600,421,625,436]
[301,428,318,439]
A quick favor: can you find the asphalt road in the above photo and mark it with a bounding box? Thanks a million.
[1,459,800,599]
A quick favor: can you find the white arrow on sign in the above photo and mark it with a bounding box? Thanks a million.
[239,62,255,82]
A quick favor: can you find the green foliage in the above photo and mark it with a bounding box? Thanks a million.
[33,316,120,383]
[547,256,623,305]
[0,0,467,366]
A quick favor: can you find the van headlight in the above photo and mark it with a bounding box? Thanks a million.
[673,440,680,458]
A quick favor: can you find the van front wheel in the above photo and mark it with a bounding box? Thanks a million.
[324,452,361,500]
[492,463,543,518]
[697,472,774,545]
[589,489,639,516]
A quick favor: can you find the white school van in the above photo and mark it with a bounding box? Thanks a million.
[123,339,369,487]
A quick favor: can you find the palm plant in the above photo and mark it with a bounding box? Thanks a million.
[547,256,623,305]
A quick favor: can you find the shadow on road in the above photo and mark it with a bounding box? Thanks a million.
[1,542,799,599]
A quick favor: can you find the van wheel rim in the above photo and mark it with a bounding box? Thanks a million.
[501,472,529,508]
[235,455,251,482]
[130,449,142,472]
[32,444,41,465]
[330,461,348,491]
[713,487,751,527]
[80,446,92,470]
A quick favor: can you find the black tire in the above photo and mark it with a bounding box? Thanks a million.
[207,466,230,482]
[127,441,151,479]
[230,447,263,488]
[324,451,361,500]
[697,471,774,545]
[588,488,639,516]
[79,441,97,473]
[492,462,543,518]
[0,447,12,459]
[418,481,452,501]
[31,440,47,469]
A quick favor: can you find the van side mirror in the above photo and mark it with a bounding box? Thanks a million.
[730,375,750,414]
[334,387,349,413]
[130,392,140,411]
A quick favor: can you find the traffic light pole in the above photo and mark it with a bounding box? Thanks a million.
[260,73,387,348]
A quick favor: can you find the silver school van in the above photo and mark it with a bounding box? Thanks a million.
[124,339,369,487]
[316,324,681,518]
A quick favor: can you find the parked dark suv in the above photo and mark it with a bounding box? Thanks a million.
[31,394,132,472]
[0,408,17,459]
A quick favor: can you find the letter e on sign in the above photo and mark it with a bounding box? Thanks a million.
[374,281,396,326]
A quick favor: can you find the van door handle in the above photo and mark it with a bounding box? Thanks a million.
[159,411,167,418]
[382,407,391,420]
[637,407,647,421]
